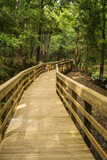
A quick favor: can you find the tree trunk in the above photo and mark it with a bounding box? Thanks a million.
[19,0,22,7]
[15,0,18,24]
[45,10,60,59]
[99,0,106,81]
[45,31,52,58]
[36,24,42,62]
[42,31,46,61]
[36,0,44,62]
[30,47,34,59]
[85,45,89,72]
[47,31,52,51]
[36,46,41,62]
[75,26,79,66]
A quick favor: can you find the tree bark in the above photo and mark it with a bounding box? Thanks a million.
[36,21,42,62]
[45,10,60,59]
[45,31,52,58]
[75,26,79,66]
[36,0,44,62]
[85,45,89,72]
[99,0,106,81]
[42,31,46,61]
[15,0,18,24]
[47,31,52,51]
[30,47,34,59]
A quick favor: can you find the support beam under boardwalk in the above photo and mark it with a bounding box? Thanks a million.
[0,70,95,160]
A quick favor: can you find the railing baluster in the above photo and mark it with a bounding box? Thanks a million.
[83,101,92,148]
[13,86,17,113]
[62,64,63,73]
[71,90,77,124]
[6,92,12,122]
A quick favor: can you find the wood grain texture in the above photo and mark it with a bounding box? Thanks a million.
[57,72,107,116]
[56,81,107,140]
[0,70,94,160]
[56,86,107,160]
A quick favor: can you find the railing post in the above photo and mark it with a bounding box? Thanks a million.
[43,65,46,72]
[49,64,51,71]
[56,75,59,96]
[33,69,35,81]
[5,92,13,123]
[71,90,77,123]
[65,84,70,109]
[68,62,70,71]
[17,82,20,104]
[47,65,49,71]
[35,69,37,79]
[83,101,92,148]
[28,73,30,86]
[70,61,73,71]
[61,64,62,73]
[13,85,18,113]
[6,92,12,115]
[0,101,2,143]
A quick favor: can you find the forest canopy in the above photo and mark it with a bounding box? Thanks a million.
[0,0,107,82]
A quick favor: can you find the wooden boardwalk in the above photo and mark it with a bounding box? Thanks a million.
[0,70,94,160]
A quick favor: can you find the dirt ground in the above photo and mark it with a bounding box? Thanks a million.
[66,67,107,160]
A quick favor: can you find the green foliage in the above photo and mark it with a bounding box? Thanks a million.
[0,0,106,81]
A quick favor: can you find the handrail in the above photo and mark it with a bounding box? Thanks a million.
[56,63,107,160]
[0,59,73,143]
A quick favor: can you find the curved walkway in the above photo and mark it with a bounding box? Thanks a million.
[0,70,94,160]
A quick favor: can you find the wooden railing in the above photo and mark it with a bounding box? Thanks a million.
[2,59,106,159]
[57,61,73,73]
[56,63,107,160]
[0,60,73,143]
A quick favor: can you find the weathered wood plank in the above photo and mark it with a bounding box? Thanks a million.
[83,101,92,148]
[0,70,94,160]
[56,81,107,140]
[57,87,107,160]
[57,72,107,116]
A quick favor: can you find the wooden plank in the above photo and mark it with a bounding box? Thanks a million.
[83,101,92,148]
[71,90,77,123]
[57,72,107,116]
[5,92,12,124]
[0,61,65,101]
[13,85,18,113]
[0,70,94,160]
[0,83,25,133]
[0,97,18,133]
[0,60,72,146]
[0,64,44,101]
[0,80,24,116]
[56,81,107,140]
[57,87,107,160]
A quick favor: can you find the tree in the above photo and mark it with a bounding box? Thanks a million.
[0,0,106,83]
[99,0,106,81]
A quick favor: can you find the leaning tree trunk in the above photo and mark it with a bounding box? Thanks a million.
[99,0,106,81]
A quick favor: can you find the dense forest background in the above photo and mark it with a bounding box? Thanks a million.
[0,0,107,84]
